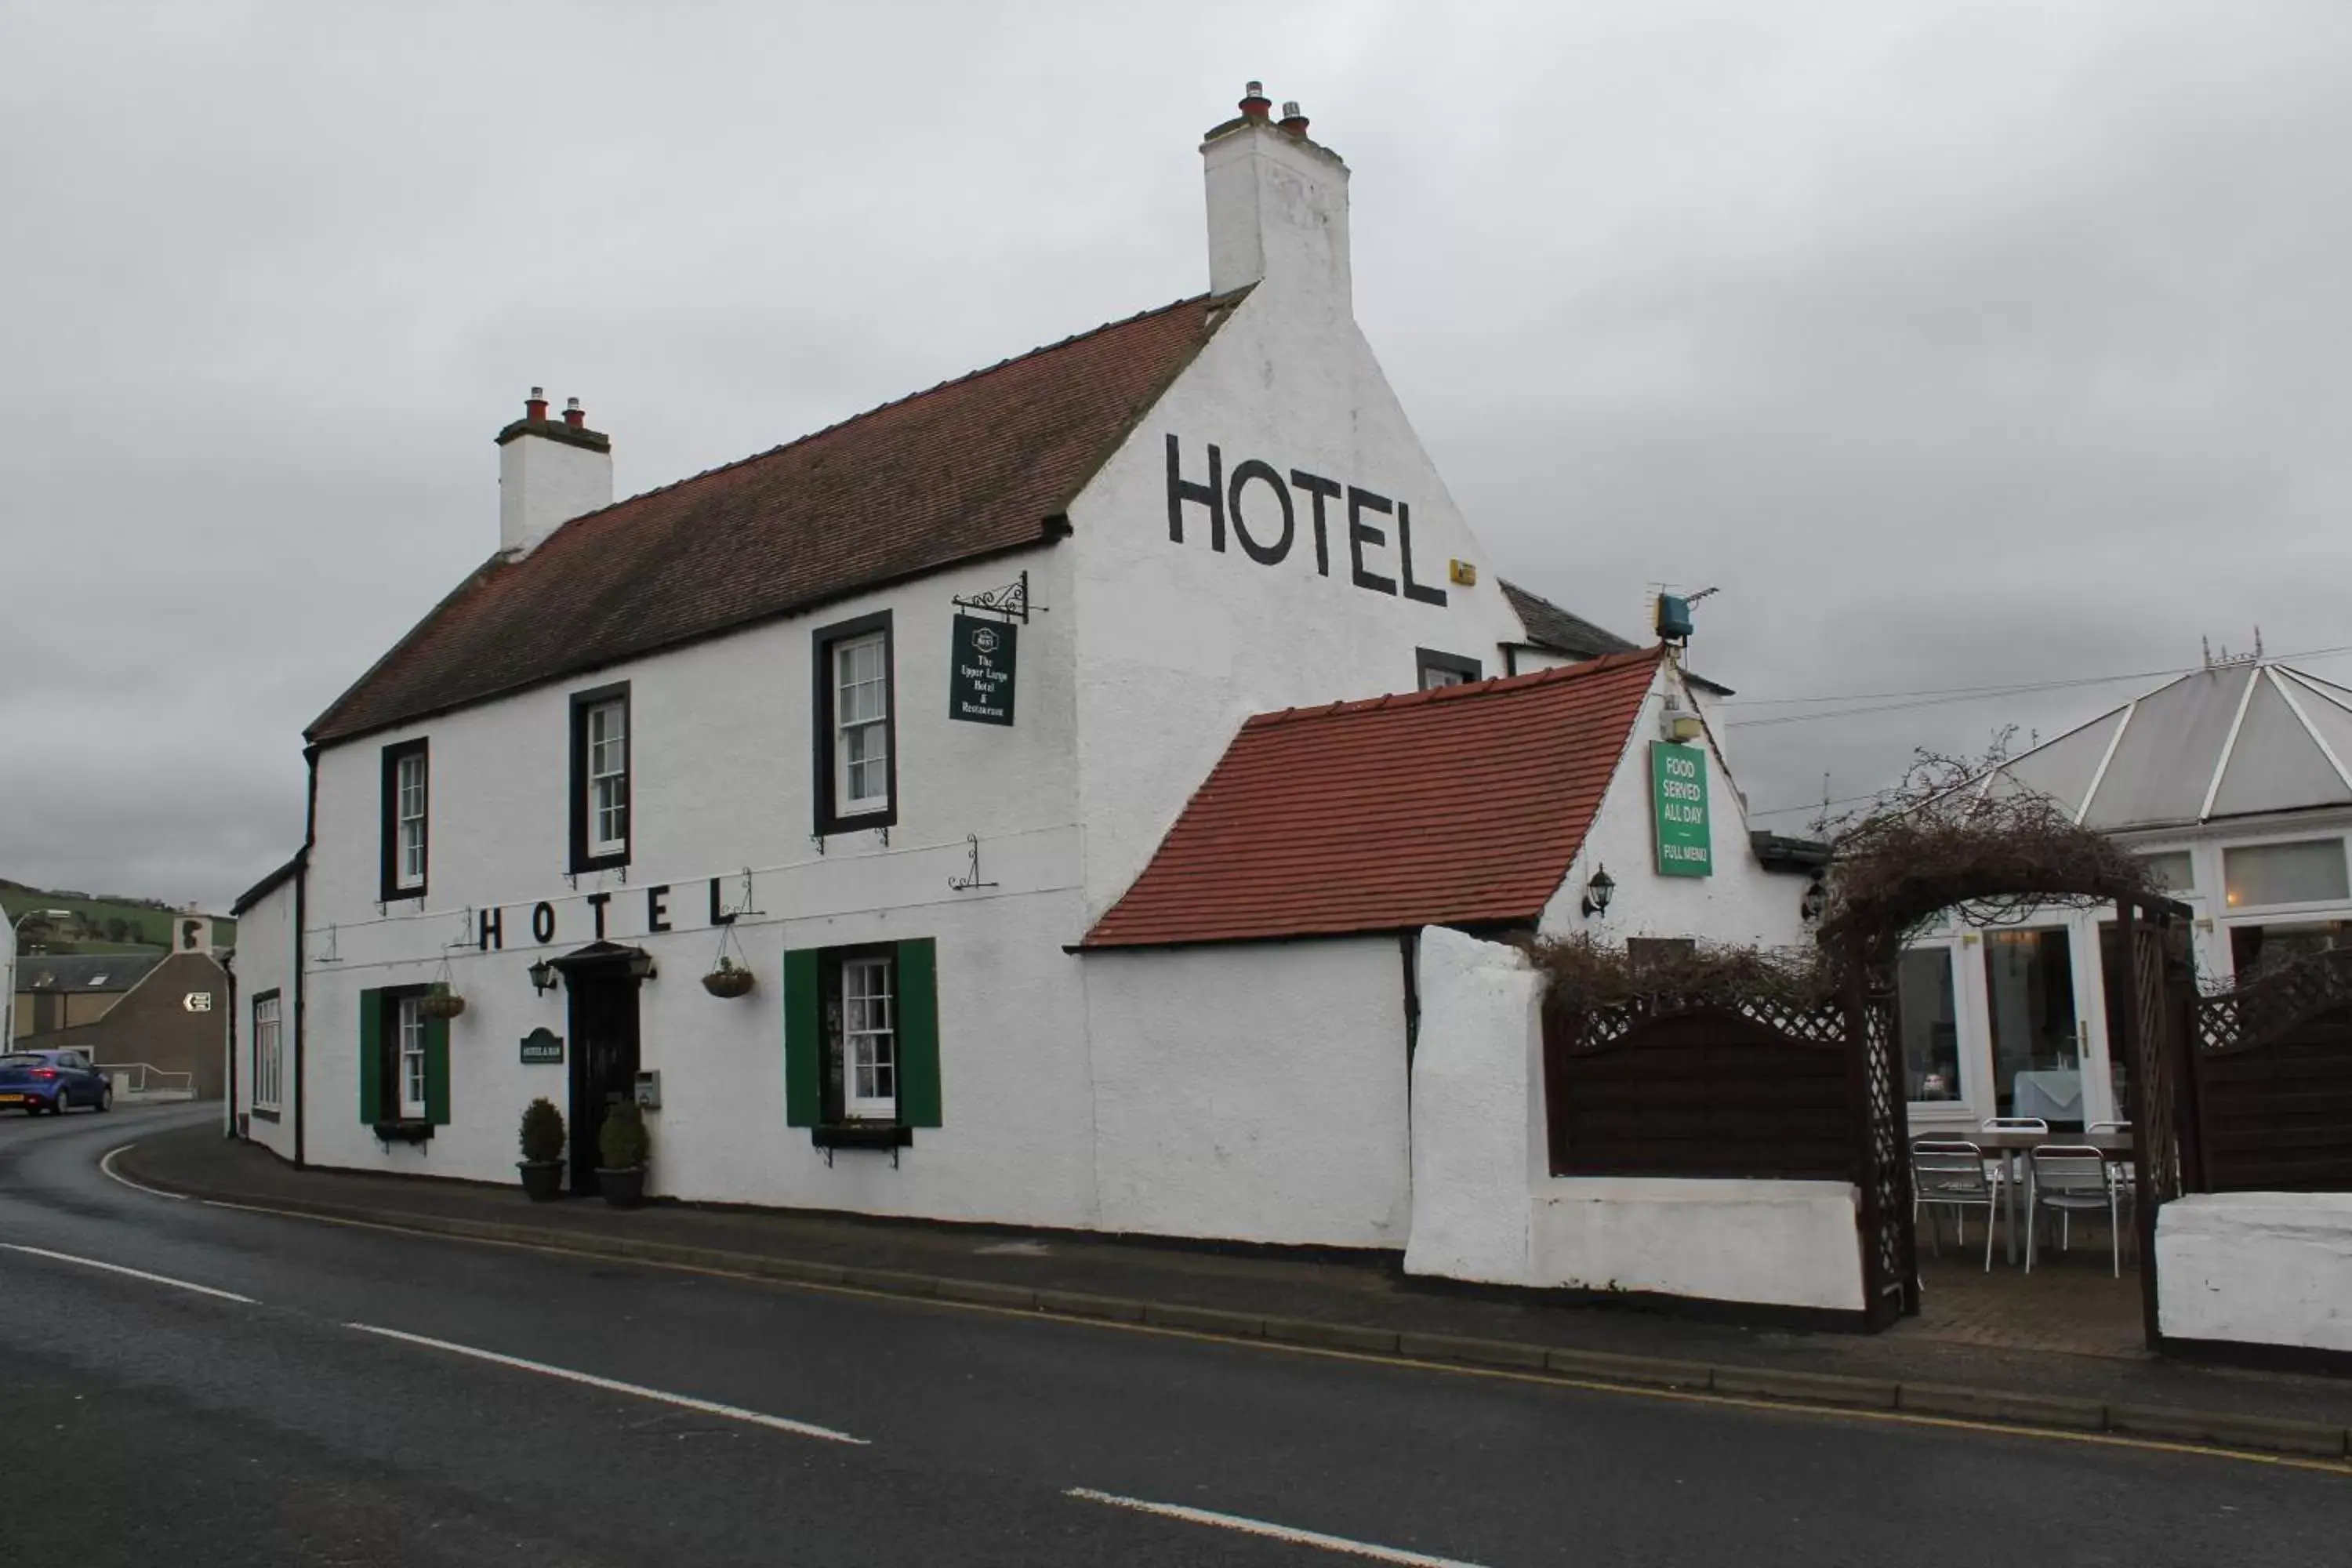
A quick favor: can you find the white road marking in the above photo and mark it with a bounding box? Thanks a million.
[98,1143,188,1201]
[343,1323,867,1446]
[0,1243,256,1304]
[1064,1488,1492,1566]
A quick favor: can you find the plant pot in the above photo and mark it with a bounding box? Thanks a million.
[517,1160,564,1202]
[597,1166,646,1208]
[701,964,756,999]
[419,991,467,1020]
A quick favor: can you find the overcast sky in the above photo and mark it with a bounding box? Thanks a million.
[4,1,2347,910]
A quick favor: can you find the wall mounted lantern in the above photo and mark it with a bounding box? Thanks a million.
[528,958,557,996]
[626,950,658,982]
[1799,875,1828,924]
[1580,866,1616,920]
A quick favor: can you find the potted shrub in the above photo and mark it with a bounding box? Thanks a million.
[418,982,467,1021]
[517,1098,564,1201]
[597,1099,649,1209]
[701,956,756,998]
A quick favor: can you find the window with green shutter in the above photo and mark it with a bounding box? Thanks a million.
[361,985,450,1133]
[783,937,939,1138]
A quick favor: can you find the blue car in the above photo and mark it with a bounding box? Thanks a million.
[0,1047,113,1115]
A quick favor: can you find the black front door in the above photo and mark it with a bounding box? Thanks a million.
[565,963,641,1195]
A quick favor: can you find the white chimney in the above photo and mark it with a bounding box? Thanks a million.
[1203,82,1352,313]
[496,387,612,560]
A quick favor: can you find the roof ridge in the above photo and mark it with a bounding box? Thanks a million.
[1244,646,1663,729]
[553,290,1244,528]
[2276,663,2352,712]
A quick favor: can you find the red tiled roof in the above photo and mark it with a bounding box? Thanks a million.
[309,292,1247,744]
[1081,648,1667,949]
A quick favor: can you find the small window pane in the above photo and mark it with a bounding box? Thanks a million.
[1897,948,1962,1102]
[2224,839,2349,909]
[2230,920,2350,982]
[2137,851,2193,895]
[397,997,428,1119]
[586,699,628,852]
[833,633,891,814]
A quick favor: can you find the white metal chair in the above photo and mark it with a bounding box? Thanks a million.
[2088,1120,2136,1195]
[2026,1145,2129,1277]
[1912,1141,2001,1272]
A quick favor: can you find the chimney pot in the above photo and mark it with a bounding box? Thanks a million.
[1279,102,1308,136]
[562,397,585,428]
[524,387,549,422]
[1240,81,1271,119]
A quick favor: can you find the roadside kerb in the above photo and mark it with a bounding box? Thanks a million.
[123,1160,2352,1462]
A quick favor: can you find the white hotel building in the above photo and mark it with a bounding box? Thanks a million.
[231,88,1808,1252]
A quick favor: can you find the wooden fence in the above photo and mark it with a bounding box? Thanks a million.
[2194,948,2352,1192]
[1542,998,1853,1179]
[1541,982,1917,1329]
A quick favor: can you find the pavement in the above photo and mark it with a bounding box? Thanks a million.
[5,1104,2350,1566]
[110,1116,2352,1444]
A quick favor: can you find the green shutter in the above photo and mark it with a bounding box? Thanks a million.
[784,947,822,1127]
[425,1009,451,1126]
[358,989,383,1124]
[896,937,941,1128]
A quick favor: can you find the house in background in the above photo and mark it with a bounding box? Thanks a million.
[1900,652,2352,1133]
[12,949,226,1098]
[12,953,165,1039]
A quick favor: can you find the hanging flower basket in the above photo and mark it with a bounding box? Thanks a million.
[701,958,756,999]
[418,985,468,1021]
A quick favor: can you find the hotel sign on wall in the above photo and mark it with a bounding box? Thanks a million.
[949,614,1017,726]
[1650,742,1712,877]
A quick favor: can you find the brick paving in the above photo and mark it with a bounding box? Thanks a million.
[1906,1218,2147,1359]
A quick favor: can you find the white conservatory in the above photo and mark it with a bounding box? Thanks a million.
[1900,654,2352,1134]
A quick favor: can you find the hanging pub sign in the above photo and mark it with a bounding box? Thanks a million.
[949,613,1017,726]
[519,1027,564,1065]
[1650,742,1712,877]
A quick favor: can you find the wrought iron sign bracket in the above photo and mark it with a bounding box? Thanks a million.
[952,569,1037,624]
[949,833,999,893]
[714,868,764,924]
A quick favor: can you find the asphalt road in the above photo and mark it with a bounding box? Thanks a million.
[2,1105,2347,1566]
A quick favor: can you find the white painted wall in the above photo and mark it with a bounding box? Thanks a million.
[1539,663,1808,950]
[1085,938,1411,1248]
[232,874,298,1161]
[299,544,1105,1226]
[1403,927,1543,1283]
[1405,927,1867,1311]
[2158,1191,2352,1353]
[1067,170,1526,920]
[1205,118,1351,311]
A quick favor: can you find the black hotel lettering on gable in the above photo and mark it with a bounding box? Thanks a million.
[1165,434,1447,607]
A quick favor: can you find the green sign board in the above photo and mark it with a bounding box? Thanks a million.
[949,614,1017,726]
[1650,742,1712,877]
[520,1027,564,1065]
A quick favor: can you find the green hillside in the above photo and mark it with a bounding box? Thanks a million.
[0,880,235,953]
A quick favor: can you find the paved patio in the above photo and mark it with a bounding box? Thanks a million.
[1904,1210,2147,1359]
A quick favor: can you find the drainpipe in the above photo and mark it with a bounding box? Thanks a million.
[295,744,318,1167]
[223,951,238,1137]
